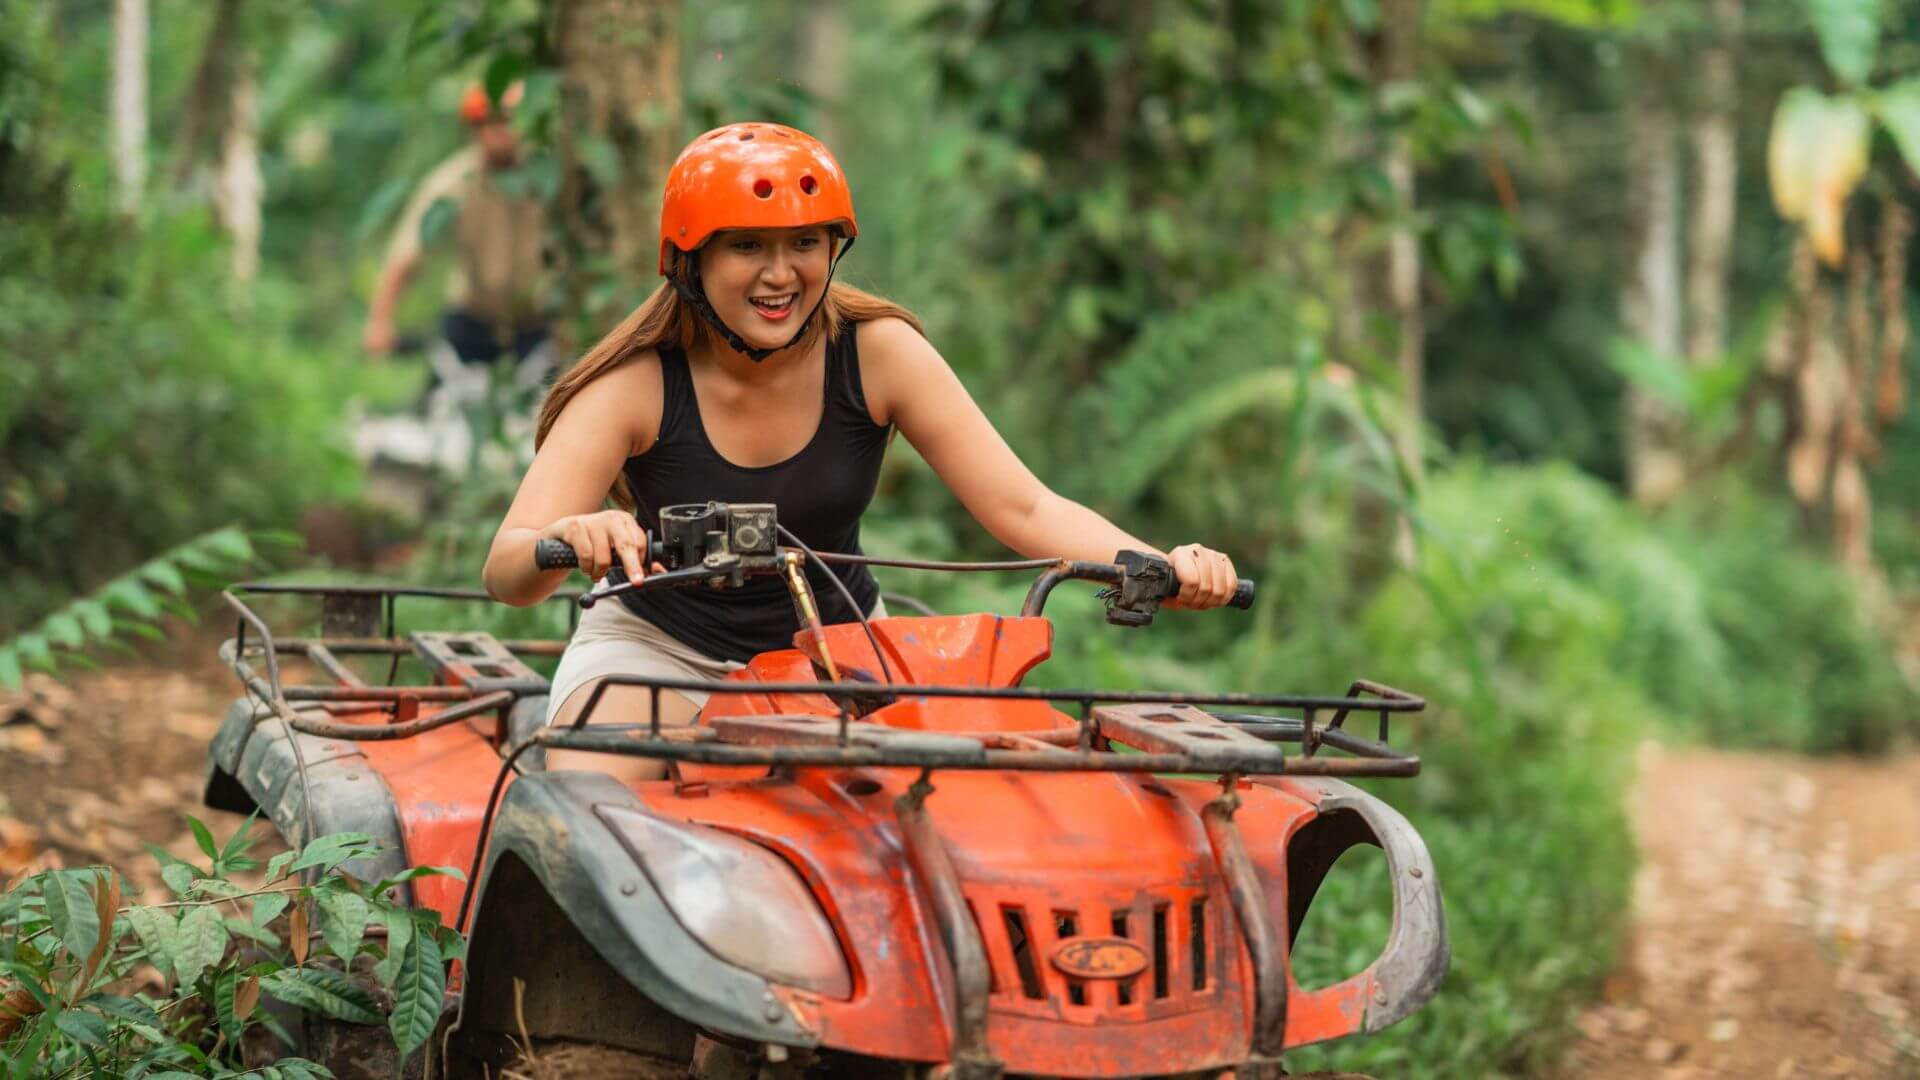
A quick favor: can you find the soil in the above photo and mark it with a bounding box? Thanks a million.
[8,644,1919,1077]
[1560,742,1920,1079]
[0,630,271,899]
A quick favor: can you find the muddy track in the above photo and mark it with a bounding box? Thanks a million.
[1561,744,1920,1078]
[0,634,267,897]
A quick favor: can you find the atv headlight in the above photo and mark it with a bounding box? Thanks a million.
[600,807,852,998]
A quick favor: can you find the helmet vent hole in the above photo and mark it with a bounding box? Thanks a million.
[738,130,755,141]
[799,175,819,195]
[752,178,774,199]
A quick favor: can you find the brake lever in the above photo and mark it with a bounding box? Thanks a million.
[577,564,729,610]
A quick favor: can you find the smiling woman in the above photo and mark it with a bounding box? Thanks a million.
[480,122,1244,783]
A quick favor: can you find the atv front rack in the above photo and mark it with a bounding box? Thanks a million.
[219,582,1426,781]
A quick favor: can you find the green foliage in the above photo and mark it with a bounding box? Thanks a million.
[0,819,465,1075]
[1807,0,1883,87]
[0,528,264,689]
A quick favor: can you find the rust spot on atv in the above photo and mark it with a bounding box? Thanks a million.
[1050,937,1148,980]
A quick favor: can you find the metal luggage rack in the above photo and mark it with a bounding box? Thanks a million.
[218,581,1426,780]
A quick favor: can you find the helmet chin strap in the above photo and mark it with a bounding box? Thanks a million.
[670,235,857,363]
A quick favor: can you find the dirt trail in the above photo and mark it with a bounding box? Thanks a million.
[1562,743,1920,1078]
[0,635,265,898]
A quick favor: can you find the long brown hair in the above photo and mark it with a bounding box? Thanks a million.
[536,255,925,508]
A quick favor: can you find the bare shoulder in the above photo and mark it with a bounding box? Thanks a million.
[550,348,665,457]
[855,317,948,423]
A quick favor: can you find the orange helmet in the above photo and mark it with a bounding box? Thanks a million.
[658,122,857,275]
[459,81,522,125]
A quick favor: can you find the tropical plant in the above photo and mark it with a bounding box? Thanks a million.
[0,528,269,690]
[0,818,462,1077]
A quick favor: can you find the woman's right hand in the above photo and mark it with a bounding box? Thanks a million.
[538,510,652,583]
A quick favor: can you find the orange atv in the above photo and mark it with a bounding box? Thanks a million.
[204,502,1447,1078]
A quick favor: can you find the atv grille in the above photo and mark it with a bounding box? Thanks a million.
[968,885,1228,1021]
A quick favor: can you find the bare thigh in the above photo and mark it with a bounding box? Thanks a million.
[545,681,703,783]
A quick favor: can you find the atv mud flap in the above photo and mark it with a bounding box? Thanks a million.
[1273,777,1449,1046]
[203,697,412,896]
[455,771,820,1061]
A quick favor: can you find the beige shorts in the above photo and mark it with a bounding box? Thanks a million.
[545,585,886,725]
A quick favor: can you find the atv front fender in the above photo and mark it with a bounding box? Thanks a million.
[1275,777,1449,1044]
[202,698,410,894]
[458,771,822,1058]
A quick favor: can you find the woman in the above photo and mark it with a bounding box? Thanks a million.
[483,122,1239,780]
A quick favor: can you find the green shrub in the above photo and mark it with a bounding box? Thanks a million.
[0,818,464,1076]
[0,204,368,634]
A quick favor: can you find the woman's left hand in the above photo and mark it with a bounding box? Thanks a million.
[1163,543,1239,610]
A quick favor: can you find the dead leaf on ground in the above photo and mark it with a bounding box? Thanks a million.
[0,816,39,875]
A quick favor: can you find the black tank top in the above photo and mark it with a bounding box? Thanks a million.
[607,322,890,662]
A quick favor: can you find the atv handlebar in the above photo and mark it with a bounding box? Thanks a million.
[534,537,668,571]
[533,536,1253,622]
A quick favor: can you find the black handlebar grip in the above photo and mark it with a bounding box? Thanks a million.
[534,539,579,571]
[1230,579,1256,610]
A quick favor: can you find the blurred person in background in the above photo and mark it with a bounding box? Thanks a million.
[361,81,550,369]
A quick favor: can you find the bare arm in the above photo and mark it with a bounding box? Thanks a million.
[482,358,660,605]
[860,318,1240,608]
[860,319,1149,561]
[362,252,416,355]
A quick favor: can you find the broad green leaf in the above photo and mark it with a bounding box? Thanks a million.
[290,833,379,875]
[315,890,369,962]
[1808,0,1880,87]
[214,969,241,1035]
[124,907,183,979]
[1877,78,1920,177]
[224,917,282,949]
[388,931,445,1058]
[187,817,219,861]
[266,850,298,882]
[52,1007,109,1046]
[261,966,381,1025]
[13,633,51,671]
[173,905,231,989]
[0,646,19,690]
[43,869,101,966]
[139,560,188,596]
[371,908,412,989]
[84,993,165,1029]
[253,892,290,927]
[271,1058,335,1079]
[188,877,246,900]
[199,528,255,564]
[42,612,82,649]
[160,863,195,897]
[371,866,464,895]
[101,579,161,619]
[67,600,111,639]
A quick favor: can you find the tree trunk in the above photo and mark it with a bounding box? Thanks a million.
[168,0,244,187]
[1382,0,1424,489]
[1832,249,1875,572]
[215,51,261,297]
[554,0,683,336]
[1876,203,1911,426]
[111,0,148,215]
[1686,0,1740,369]
[798,0,847,151]
[1621,44,1686,505]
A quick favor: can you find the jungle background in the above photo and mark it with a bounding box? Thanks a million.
[4,0,1920,1076]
